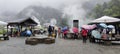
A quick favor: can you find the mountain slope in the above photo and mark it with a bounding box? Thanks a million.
[15,5,63,25]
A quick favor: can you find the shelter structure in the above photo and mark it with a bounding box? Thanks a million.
[6,16,40,37]
[89,16,120,34]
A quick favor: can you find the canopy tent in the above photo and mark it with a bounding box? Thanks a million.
[90,16,120,23]
[0,21,7,25]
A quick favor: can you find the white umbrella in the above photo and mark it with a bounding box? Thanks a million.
[91,16,120,23]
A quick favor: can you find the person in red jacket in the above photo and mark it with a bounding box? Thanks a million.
[81,28,88,43]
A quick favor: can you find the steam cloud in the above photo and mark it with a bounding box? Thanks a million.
[61,0,110,28]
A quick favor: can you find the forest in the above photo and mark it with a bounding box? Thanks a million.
[88,0,120,18]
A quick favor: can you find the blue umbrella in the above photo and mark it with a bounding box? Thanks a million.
[92,30,101,38]
[61,26,68,32]
[99,23,107,28]
[107,25,115,28]
[26,30,32,35]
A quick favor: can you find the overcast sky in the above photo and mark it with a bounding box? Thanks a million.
[0,0,88,13]
[0,0,110,16]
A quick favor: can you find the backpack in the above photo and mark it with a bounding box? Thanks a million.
[81,29,87,36]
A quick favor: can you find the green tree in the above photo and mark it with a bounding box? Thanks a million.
[88,0,120,18]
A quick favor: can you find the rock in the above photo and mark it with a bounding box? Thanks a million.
[25,36,55,45]
[44,38,55,44]
[32,38,45,43]
[25,38,38,45]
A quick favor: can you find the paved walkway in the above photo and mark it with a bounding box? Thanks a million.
[0,35,120,54]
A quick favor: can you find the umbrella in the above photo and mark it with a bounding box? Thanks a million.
[91,30,101,38]
[72,27,78,33]
[62,26,68,32]
[107,25,115,28]
[99,23,107,28]
[26,30,32,35]
[81,24,96,30]
[90,16,120,23]
[63,30,68,34]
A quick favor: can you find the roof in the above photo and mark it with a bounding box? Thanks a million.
[30,16,40,25]
[7,16,40,26]
[90,16,120,23]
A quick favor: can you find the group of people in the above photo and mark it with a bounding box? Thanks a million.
[56,26,88,43]
[47,25,117,43]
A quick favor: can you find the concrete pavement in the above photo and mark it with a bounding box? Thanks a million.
[0,35,119,54]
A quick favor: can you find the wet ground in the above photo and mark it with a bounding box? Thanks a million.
[0,35,120,54]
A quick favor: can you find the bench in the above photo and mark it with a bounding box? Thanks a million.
[94,38,120,45]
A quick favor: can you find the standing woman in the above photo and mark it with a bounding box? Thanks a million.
[81,28,88,43]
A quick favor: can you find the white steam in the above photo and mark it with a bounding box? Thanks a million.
[62,0,110,28]
[62,1,92,28]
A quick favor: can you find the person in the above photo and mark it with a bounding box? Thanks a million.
[73,33,78,39]
[81,28,88,43]
[63,30,68,39]
[54,26,58,38]
[118,25,120,35]
[87,30,91,39]
[40,29,44,34]
[101,28,107,39]
[58,28,61,38]
[48,25,53,37]
[111,28,115,37]
[30,29,34,36]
